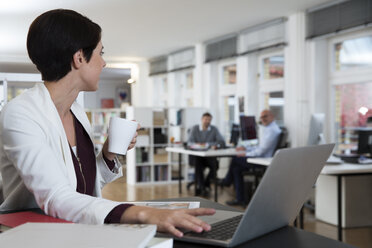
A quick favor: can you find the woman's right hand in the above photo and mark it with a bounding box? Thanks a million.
[120,206,216,237]
[236,146,246,157]
[236,146,245,152]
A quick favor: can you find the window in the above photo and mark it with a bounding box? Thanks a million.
[185,72,194,107]
[186,72,193,89]
[329,31,372,153]
[223,95,236,140]
[334,35,372,71]
[258,51,285,126]
[262,55,284,80]
[153,76,168,107]
[334,82,372,152]
[263,91,284,126]
[223,65,236,85]
[217,60,238,140]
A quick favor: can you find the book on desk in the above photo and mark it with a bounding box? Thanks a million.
[0,211,173,248]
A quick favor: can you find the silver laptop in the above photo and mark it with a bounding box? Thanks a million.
[173,144,334,247]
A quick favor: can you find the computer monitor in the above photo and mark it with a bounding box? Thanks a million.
[239,116,257,141]
[357,129,372,156]
[307,113,325,146]
[229,123,240,146]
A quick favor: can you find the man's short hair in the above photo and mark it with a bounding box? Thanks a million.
[27,9,101,81]
[202,112,212,118]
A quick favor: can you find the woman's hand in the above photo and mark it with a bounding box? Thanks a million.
[121,206,216,237]
[102,121,140,160]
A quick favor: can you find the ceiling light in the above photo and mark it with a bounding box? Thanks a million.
[127,78,136,84]
[359,106,369,115]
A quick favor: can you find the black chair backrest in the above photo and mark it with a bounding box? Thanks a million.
[274,127,289,154]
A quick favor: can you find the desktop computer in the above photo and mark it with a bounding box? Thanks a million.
[337,128,372,164]
[357,129,372,156]
[307,113,342,164]
[240,116,257,141]
[228,116,258,148]
[307,113,325,146]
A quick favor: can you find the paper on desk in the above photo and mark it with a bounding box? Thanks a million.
[0,223,156,248]
[128,201,200,209]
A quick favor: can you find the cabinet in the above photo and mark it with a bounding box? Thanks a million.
[126,107,205,185]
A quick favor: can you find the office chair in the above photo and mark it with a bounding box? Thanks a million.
[186,155,219,197]
[243,126,289,202]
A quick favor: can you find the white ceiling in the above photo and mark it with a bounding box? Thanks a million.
[0,0,333,70]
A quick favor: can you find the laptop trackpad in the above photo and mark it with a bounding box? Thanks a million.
[198,210,243,225]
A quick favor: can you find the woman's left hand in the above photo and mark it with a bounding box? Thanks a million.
[102,122,140,160]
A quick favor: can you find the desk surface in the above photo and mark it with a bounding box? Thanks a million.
[155,197,354,248]
[247,157,272,166]
[247,157,372,175]
[166,147,237,157]
[1,197,355,248]
[321,163,372,175]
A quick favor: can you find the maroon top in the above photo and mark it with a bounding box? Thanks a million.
[69,113,132,223]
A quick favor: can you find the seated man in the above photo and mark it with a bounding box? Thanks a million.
[221,110,281,206]
[188,112,225,196]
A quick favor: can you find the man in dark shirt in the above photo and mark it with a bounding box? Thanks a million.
[187,112,225,196]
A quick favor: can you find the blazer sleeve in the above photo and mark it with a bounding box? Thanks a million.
[96,151,123,190]
[1,103,122,224]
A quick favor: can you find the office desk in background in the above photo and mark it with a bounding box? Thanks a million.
[165,147,237,201]
[154,197,355,248]
[247,158,372,242]
[316,163,372,242]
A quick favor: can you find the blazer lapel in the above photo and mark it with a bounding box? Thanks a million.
[71,102,94,143]
[36,83,77,188]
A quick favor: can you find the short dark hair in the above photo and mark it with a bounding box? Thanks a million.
[202,112,212,118]
[27,9,101,81]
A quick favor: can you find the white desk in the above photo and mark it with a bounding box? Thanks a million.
[247,157,272,166]
[247,157,372,242]
[165,147,237,157]
[316,163,372,241]
[165,147,237,201]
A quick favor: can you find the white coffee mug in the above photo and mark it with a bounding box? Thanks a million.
[108,117,138,155]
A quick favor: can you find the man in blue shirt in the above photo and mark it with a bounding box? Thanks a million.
[221,110,281,206]
[188,112,225,196]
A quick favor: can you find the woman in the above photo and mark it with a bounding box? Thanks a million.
[0,9,214,237]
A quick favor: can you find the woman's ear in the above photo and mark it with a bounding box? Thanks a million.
[72,50,84,69]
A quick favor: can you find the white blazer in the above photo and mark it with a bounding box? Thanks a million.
[0,83,123,224]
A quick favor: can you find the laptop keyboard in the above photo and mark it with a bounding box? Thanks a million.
[184,214,243,241]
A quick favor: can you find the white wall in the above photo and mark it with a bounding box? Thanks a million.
[131,61,151,107]
[84,77,131,109]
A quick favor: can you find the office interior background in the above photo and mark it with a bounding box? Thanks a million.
[1,0,372,247]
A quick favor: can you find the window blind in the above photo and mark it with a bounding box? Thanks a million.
[168,47,195,72]
[149,56,168,76]
[306,0,372,39]
[205,35,238,63]
[239,18,287,55]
